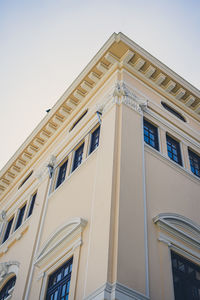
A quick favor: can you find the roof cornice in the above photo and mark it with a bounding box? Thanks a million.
[0,32,199,199]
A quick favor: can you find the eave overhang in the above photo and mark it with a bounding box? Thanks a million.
[0,32,199,199]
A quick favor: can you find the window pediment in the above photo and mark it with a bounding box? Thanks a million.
[35,217,87,267]
[153,213,200,249]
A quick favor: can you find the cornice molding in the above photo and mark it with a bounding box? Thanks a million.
[1,32,199,198]
[153,213,200,250]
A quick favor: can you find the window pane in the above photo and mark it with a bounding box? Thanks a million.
[56,161,68,188]
[0,276,16,300]
[15,204,26,231]
[46,258,73,300]
[189,150,200,178]
[89,126,100,154]
[171,251,200,300]
[2,217,14,243]
[72,144,84,172]
[143,120,159,151]
[166,135,182,166]
[27,193,37,217]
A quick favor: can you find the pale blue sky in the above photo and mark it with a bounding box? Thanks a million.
[0,0,200,169]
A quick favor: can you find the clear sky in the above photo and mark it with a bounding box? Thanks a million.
[0,0,200,170]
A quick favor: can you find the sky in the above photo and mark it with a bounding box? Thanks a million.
[0,0,200,170]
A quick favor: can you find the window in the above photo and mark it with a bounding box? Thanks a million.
[18,171,33,189]
[15,204,26,231]
[46,258,73,300]
[143,119,159,150]
[56,160,68,189]
[2,217,14,243]
[171,251,200,300]
[161,102,186,122]
[70,110,88,132]
[188,150,200,178]
[72,143,84,172]
[27,193,37,218]
[89,126,100,154]
[0,276,16,300]
[166,134,182,166]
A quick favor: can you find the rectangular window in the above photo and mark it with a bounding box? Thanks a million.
[27,193,37,218]
[166,134,182,166]
[56,160,68,189]
[188,149,200,178]
[89,126,100,154]
[46,257,73,300]
[15,204,26,231]
[2,217,14,243]
[171,251,200,300]
[143,119,159,150]
[72,143,84,172]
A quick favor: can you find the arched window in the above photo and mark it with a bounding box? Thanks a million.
[0,276,16,300]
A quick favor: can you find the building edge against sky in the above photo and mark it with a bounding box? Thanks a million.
[0,32,199,300]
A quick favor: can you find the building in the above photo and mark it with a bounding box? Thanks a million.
[0,32,200,300]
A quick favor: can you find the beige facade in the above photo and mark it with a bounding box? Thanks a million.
[0,32,200,300]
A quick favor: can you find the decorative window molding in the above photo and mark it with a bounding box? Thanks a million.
[35,217,87,267]
[0,261,19,299]
[153,213,200,251]
[36,217,87,300]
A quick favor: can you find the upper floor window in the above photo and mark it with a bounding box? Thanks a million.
[27,193,37,218]
[161,102,186,122]
[0,276,16,300]
[89,126,100,154]
[143,119,159,150]
[171,251,200,300]
[188,149,200,178]
[72,143,84,172]
[166,134,182,166]
[2,217,14,243]
[46,258,73,300]
[18,171,33,189]
[15,203,26,231]
[56,160,68,189]
[70,110,88,132]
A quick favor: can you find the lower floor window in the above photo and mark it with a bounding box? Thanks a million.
[46,258,73,300]
[0,275,16,300]
[171,251,200,300]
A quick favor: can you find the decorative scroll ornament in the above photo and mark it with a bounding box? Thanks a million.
[35,155,57,181]
[0,211,6,223]
[0,261,19,281]
[113,81,148,113]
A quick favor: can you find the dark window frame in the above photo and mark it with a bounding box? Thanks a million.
[166,134,182,166]
[27,193,37,218]
[14,203,27,231]
[171,251,200,300]
[143,119,159,151]
[72,143,84,172]
[161,102,186,122]
[2,217,14,243]
[45,257,73,300]
[89,126,100,154]
[0,276,16,300]
[18,171,33,189]
[56,160,68,189]
[188,149,200,178]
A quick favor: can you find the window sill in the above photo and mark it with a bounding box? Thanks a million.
[144,143,200,184]
[0,221,29,256]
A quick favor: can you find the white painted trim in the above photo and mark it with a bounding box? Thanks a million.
[141,114,149,297]
[84,281,150,300]
[154,213,200,250]
[35,217,87,266]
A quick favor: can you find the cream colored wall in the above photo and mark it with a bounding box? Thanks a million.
[0,65,199,300]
